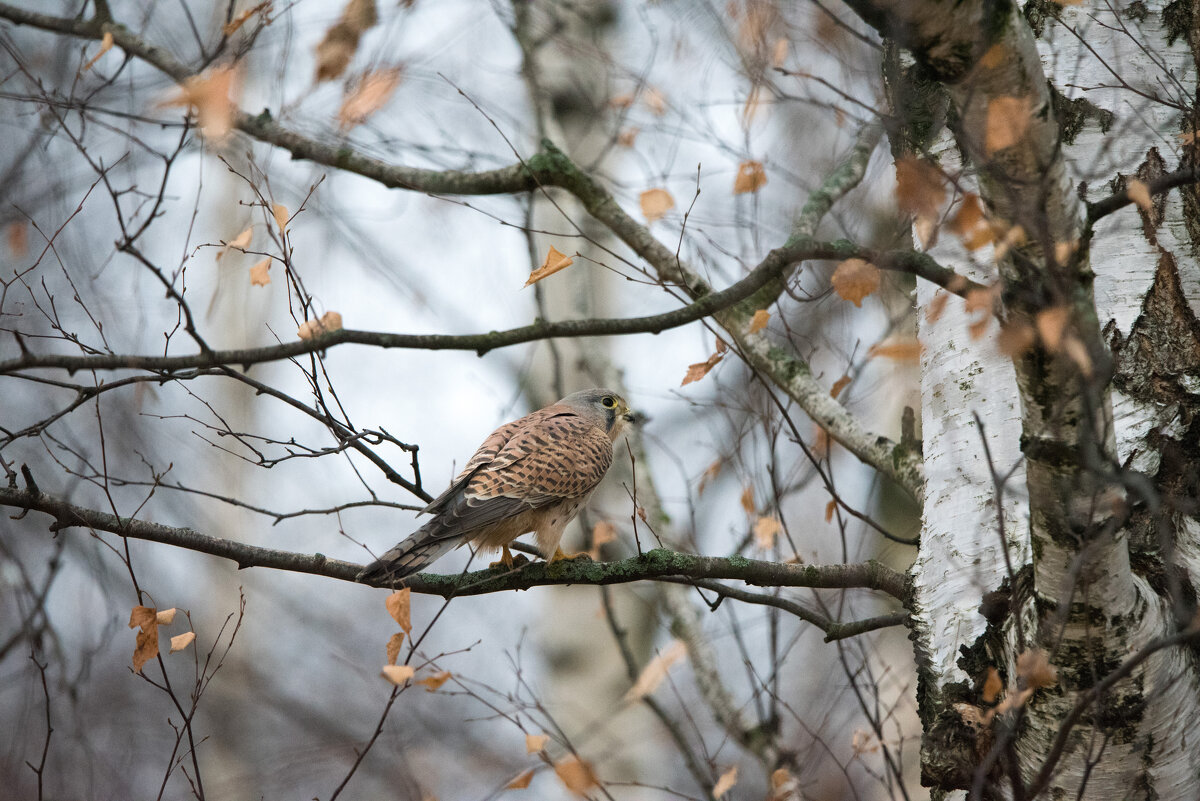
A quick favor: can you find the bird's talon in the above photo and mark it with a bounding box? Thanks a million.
[549,547,591,563]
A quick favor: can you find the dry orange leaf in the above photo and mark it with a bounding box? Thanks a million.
[592,521,618,546]
[824,499,836,522]
[1064,335,1093,376]
[417,670,452,692]
[525,246,574,287]
[1016,649,1057,689]
[1036,307,1069,350]
[640,188,675,222]
[338,67,403,130]
[386,632,405,666]
[985,96,1032,155]
[997,322,1036,357]
[965,285,998,340]
[979,43,1006,69]
[713,765,739,798]
[740,485,755,515]
[624,640,687,701]
[698,459,722,495]
[772,37,789,68]
[160,65,240,140]
[748,308,770,333]
[525,733,550,753]
[381,664,414,685]
[315,0,378,82]
[507,770,535,790]
[617,127,640,147]
[733,161,768,194]
[982,667,1002,703]
[753,516,780,549]
[1126,178,1152,211]
[554,756,598,795]
[129,606,156,629]
[681,351,723,386]
[272,202,289,233]
[169,631,196,653]
[82,31,114,73]
[608,93,635,109]
[868,338,923,362]
[894,158,945,219]
[385,588,412,633]
[830,374,851,399]
[223,1,272,36]
[250,258,271,286]
[643,87,667,115]
[156,608,178,625]
[129,605,158,673]
[6,221,27,259]
[831,258,880,307]
[297,311,344,340]
[218,226,253,261]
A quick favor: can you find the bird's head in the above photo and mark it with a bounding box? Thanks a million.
[558,388,643,440]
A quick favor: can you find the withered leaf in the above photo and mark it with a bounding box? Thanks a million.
[129,606,157,630]
[272,203,289,233]
[385,632,405,666]
[624,640,687,701]
[82,31,114,73]
[381,664,414,685]
[640,188,675,222]
[525,732,550,753]
[831,258,880,307]
[748,308,770,333]
[740,485,755,516]
[894,158,945,219]
[169,631,196,653]
[6,221,28,259]
[681,351,723,386]
[1035,307,1069,351]
[133,625,158,672]
[698,459,722,495]
[155,608,177,625]
[733,161,768,195]
[223,2,272,36]
[1126,178,1152,212]
[385,588,412,634]
[554,756,598,795]
[985,96,1032,155]
[1016,649,1057,689]
[824,499,836,523]
[507,770,534,790]
[830,374,851,399]
[417,670,452,692]
[643,87,667,115]
[713,765,739,798]
[249,258,271,287]
[591,521,618,546]
[160,65,240,140]
[338,67,404,130]
[753,517,780,549]
[315,0,378,82]
[525,246,574,287]
[868,338,923,362]
[296,311,344,340]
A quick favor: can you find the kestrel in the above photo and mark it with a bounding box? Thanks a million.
[357,388,637,583]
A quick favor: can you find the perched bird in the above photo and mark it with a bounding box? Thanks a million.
[357,388,637,584]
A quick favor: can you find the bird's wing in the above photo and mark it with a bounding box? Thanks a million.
[419,417,525,515]
[435,410,614,532]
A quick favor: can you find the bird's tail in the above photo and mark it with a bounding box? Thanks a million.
[356,522,465,584]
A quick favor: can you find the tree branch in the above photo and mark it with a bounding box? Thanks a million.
[0,486,909,603]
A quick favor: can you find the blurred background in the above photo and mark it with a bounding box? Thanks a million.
[0,1,923,798]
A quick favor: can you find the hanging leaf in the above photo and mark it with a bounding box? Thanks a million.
[640,188,675,222]
[740,485,755,516]
[623,640,687,701]
[554,756,598,795]
[249,258,271,286]
[733,161,768,195]
[894,158,945,219]
[985,96,1032,155]
[753,517,780,549]
[223,2,272,36]
[713,765,739,798]
[338,67,404,130]
[681,350,723,386]
[831,258,880,307]
[525,246,574,286]
[385,632,405,666]
[1125,178,1152,212]
[507,770,534,790]
[385,588,412,633]
[82,31,114,73]
[417,670,452,692]
[830,374,851,399]
[155,608,178,625]
[296,311,344,340]
[315,0,378,82]
[868,338,923,362]
[159,65,240,140]
[525,733,549,753]
[169,632,196,653]
[381,664,415,685]
[748,308,770,333]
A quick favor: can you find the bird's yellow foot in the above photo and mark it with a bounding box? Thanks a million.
[489,545,516,570]
[549,547,592,563]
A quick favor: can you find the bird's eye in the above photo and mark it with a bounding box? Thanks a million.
[601,396,617,409]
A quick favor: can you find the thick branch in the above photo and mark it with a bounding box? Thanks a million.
[0,486,909,603]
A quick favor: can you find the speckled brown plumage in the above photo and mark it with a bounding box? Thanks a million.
[357,388,636,583]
